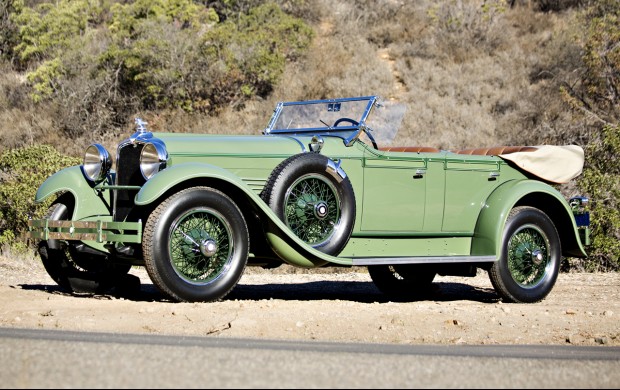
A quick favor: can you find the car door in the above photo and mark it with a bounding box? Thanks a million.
[360,152,430,232]
[442,155,503,233]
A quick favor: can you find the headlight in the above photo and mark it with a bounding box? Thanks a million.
[82,144,111,183]
[140,141,168,180]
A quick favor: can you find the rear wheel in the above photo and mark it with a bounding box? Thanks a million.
[489,206,561,303]
[37,199,131,294]
[368,264,437,299]
[143,187,249,302]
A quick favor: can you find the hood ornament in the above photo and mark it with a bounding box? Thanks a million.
[130,117,153,143]
[135,118,149,133]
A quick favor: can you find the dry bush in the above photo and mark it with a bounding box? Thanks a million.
[0,66,52,154]
[1,0,590,156]
[510,0,586,12]
[109,0,589,153]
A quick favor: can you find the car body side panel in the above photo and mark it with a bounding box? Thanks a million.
[361,155,428,231]
[340,236,472,257]
[442,157,503,232]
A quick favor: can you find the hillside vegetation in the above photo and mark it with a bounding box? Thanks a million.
[0,0,618,271]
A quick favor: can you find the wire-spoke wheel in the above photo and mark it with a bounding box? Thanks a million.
[143,187,249,302]
[489,206,561,303]
[261,153,355,255]
[169,208,233,283]
[37,196,131,295]
[284,174,340,245]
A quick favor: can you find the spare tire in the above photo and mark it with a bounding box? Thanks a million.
[261,153,356,256]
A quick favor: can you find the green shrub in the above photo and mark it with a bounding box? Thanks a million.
[0,145,80,250]
[198,3,313,106]
[0,0,23,62]
[10,0,313,137]
[13,0,103,64]
[562,0,620,271]
[102,1,312,111]
[578,125,620,271]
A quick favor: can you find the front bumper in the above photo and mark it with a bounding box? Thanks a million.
[28,219,143,244]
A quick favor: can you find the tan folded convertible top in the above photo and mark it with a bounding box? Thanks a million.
[498,145,584,184]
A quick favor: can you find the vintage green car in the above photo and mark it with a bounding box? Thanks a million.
[28,96,590,303]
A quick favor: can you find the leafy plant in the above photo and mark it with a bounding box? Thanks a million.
[578,125,620,271]
[562,0,620,270]
[0,145,80,250]
[10,0,313,136]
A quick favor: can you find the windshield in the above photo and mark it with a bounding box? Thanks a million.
[264,96,405,148]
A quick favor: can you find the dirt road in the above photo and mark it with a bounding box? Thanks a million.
[0,253,618,346]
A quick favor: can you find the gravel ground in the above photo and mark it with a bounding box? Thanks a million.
[0,252,618,346]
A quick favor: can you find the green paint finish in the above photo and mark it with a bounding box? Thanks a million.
[134,162,249,206]
[471,179,587,257]
[157,133,305,156]
[442,159,503,232]
[340,236,472,257]
[266,232,329,267]
[422,159,446,232]
[34,165,112,221]
[361,158,427,231]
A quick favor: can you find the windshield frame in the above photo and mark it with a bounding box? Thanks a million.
[264,96,379,146]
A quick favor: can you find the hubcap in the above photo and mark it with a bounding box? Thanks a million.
[508,224,550,288]
[531,249,544,265]
[200,239,218,257]
[314,201,329,220]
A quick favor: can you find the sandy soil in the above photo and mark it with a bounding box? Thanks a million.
[0,252,618,346]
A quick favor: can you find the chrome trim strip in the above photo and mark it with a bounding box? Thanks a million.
[279,136,306,152]
[326,159,346,183]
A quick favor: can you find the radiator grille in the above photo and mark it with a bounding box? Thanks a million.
[115,143,146,222]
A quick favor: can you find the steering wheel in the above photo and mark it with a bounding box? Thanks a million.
[333,117,359,127]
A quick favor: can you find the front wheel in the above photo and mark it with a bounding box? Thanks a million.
[37,199,131,294]
[489,206,561,303]
[143,187,249,302]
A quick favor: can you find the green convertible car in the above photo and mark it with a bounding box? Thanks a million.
[28,96,590,303]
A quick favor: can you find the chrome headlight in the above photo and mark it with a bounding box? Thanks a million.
[82,144,111,183]
[140,140,168,180]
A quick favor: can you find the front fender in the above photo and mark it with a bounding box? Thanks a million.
[134,162,351,267]
[472,179,587,258]
[35,165,112,220]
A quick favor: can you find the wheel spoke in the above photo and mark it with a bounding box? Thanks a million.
[284,174,341,245]
[508,225,550,287]
[170,210,233,283]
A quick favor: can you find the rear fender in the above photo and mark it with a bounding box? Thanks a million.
[472,180,587,258]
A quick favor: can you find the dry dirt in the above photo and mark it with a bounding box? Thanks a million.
[0,252,618,347]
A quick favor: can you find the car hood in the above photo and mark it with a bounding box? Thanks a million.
[152,133,306,156]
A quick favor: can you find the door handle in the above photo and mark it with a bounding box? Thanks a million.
[413,169,426,179]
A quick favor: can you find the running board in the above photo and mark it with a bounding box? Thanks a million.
[350,255,496,266]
